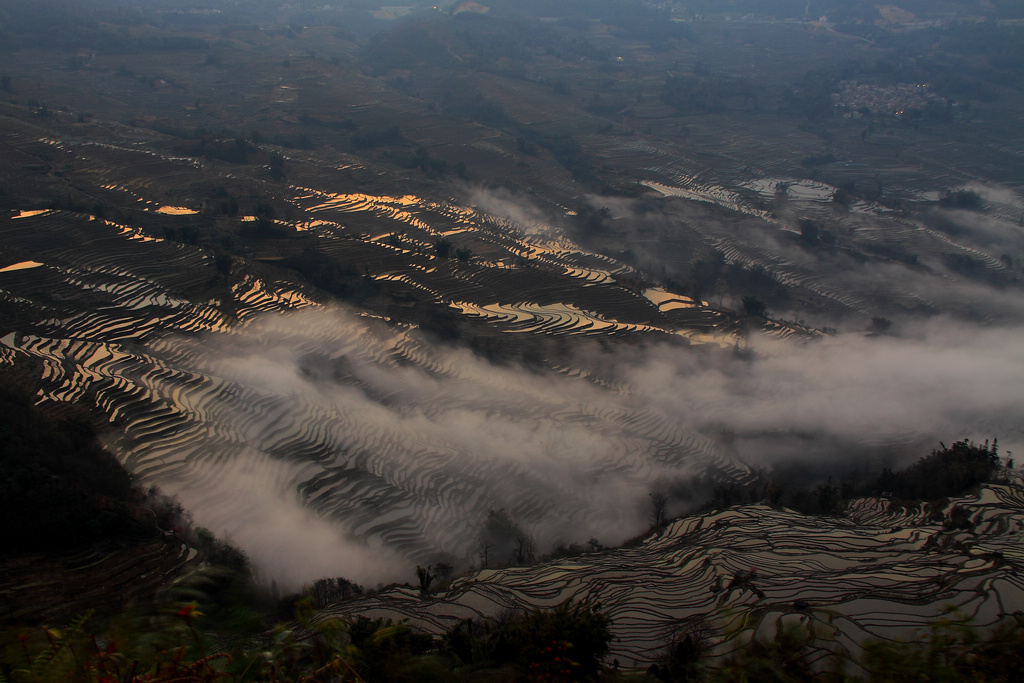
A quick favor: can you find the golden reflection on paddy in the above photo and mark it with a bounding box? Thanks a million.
[154,206,199,215]
[0,260,45,272]
[12,209,53,219]
[644,287,702,311]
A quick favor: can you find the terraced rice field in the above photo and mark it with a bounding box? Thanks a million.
[1,9,1022,668]
[2,293,743,571]
[579,125,1023,324]
[292,186,740,338]
[0,125,754,580]
[314,476,1024,670]
[4,99,1018,591]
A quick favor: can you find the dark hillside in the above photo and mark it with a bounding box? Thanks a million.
[0,374,144,555]
[0,366,203,624]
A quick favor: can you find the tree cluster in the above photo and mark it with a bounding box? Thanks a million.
[939,189,984,211]
[282,248,381,304]
[708,438,1005,518]
[445,601,612,682]
[875,439,1001,502]
[9,594,1024,682]
[476,509,536,568]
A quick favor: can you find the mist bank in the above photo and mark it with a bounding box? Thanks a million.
[113,306,1024,589]
[638,318,1024,468]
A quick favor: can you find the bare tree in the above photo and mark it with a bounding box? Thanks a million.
[513,531,535,565]
[649,492,668,528]
[477,538,494,569]
[664,620,714,681]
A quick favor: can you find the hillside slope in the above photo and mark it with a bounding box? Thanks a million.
[313,476,1024,670]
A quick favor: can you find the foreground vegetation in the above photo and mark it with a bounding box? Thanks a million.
[2,600,611,683]
[4,597,1024,682]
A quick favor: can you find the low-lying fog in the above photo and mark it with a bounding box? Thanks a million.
[142,306,1024,589]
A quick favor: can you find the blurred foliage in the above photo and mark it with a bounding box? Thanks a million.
[859,613,1024,683]
[4,599,1024,682]
[2,600,613,683]
[445,601,613,682]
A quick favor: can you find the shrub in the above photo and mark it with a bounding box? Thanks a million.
[446,601,613,681]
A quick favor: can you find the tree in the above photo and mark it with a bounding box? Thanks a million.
[815,478,840,515]
[434,238,452,259]
[712,483,740,509]
[248,200,277,238]
[940,188,983,210]
[649,492,668,527]
[480,508,526,565]
[799,219,820,246]
[708,623,822,682]
[832,186,852,205]
[869,316,892,335]
[347,616,438,681]
[477,538,494,568]
[742,295,767,318]
[268,152,285,181]
[661,622,713,683]
[214,252,232,276]
[882,439,1000,501]
[0,378,142,554]
[513,531,536,565]
[254,201,275,221]
[415,564,434,594]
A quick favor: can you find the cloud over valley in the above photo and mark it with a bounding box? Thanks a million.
[100,307,1024,587]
